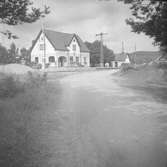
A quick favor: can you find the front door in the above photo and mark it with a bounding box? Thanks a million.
[58,56,66,67]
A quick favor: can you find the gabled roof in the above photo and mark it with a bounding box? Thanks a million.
[114,53,128,61]
[30,29,89,53]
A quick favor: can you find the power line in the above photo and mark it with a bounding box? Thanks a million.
[96,32,108,67]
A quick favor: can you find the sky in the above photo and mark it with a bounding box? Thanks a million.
[0,0,159,53]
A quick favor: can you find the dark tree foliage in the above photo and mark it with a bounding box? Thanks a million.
[0,0,50,25]
[20,47,30,63]
[85,41,115,67]
[0,43,20,64]
[0,0,50,38]
[118,0,167,56]
[0,44,9,64]
[8,42,19,63]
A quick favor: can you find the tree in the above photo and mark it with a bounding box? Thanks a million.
[0,0,50,38]
[20,47,30,63]
[85,41,115,66]
[118,0,167,56]
[8,42,19,63]
[0,44,9,64]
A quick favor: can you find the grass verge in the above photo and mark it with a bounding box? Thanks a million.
[114,62,167,103]
[0,72,62,166]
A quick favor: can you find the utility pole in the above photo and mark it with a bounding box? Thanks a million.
[122,41,124,54]
[134,43,136,65]
[96,32,107,67]
[41,0,46,70]
[42,25,46,70]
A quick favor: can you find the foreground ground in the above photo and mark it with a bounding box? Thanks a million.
[48,70,167,167]
[1,70,167,167]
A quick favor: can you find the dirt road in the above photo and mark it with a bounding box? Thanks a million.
[46,70,167,167]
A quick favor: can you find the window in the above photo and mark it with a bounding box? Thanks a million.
[49,56,55,63]
[40,36,43,41]
[35,57,38,63]
[70,56,73,64]
[72,44,76,51]
[76,57,79,64]
[39,44,45,50]
[115,61,118,68]
[84,57,87,65]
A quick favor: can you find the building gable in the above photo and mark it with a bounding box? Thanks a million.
[67,35,81,53]
[30,30,56,55]
[30,30,42,54]
[31,31,56,62]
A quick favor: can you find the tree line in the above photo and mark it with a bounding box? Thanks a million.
[85,41,115,67]
[0,43,30,64]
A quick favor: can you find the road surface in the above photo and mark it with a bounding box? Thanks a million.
[45,70,167,167]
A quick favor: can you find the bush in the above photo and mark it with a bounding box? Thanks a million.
[28,62,42,69]
[0,75,24,98]
[120,63,136,73]
[25,71,47,88]
[0,72,47,99]
[45,63,50,68]
[157,61,167,70]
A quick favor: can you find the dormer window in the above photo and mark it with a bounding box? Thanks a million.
[73,44,76,51]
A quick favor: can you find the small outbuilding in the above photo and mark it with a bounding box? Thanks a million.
[111,53,130,68]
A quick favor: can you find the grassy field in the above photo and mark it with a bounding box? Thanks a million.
[0,72,64,166]
[114,63,167,103]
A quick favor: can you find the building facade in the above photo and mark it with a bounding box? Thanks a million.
[30,29,90,68]
[111,53,130,68]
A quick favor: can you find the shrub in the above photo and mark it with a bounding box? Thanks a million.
[45,63,50,68]
[157,61,167,70]
[25,71,47,88]
[120,63,136,73]
[0,75,24,98]
[0,72,47,99]
[28,62,42,69]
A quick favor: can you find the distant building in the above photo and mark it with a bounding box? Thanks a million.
[111,53,130,68]
[128,51,161,65]
[111,51,162,68]
[30,29,90,68]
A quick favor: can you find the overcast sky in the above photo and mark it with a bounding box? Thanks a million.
[1,0,158,53]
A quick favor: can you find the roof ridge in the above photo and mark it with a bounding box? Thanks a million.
[44,29,74,36]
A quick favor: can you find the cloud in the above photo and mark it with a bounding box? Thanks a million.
[44,0,118,26]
